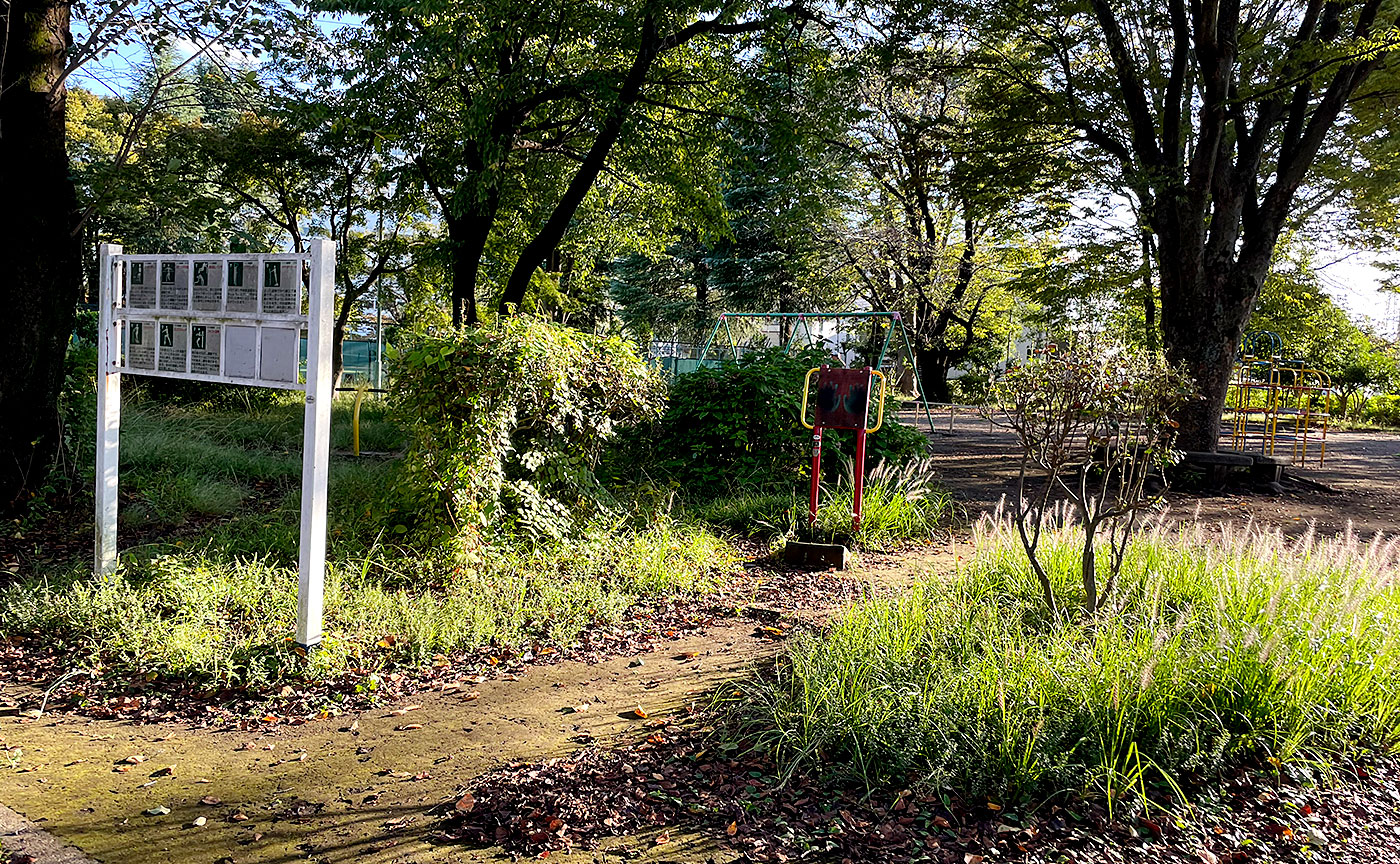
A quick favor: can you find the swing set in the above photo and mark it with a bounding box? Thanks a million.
[693,311,939,436]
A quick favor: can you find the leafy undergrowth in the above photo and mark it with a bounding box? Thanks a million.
[434,712,1400,863]
[686,457,955,550]
[1,392,751,716]
[4,397,406,580]
[0,543,884,727]
[0,592,725,728]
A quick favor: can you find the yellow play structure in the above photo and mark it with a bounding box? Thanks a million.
[1225,331,1332,467]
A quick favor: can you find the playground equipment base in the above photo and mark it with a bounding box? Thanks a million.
[782,541,851,570]
[1177,450,1290,492]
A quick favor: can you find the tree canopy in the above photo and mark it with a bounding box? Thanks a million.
[3,0,1399,506]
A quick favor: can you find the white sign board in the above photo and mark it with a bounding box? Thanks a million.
[112,255,309,388]
[96,241,336,647]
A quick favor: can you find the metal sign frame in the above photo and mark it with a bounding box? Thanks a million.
[96,240,336,647]
[799,365,887,533]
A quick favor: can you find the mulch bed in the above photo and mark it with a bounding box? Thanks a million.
[432,716,1400,864]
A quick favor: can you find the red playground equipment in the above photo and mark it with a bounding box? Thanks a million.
[799,365,887,533]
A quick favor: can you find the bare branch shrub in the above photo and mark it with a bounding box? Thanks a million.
[994,342,1194,615]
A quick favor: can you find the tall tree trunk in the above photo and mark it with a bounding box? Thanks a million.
[331,297,357,388]
[1157,232,1262,452]
[447,196,497,328]
[0,0,81,511]
[693,255,709,345]
[497,19,660,314]
[1140,231,1159,356]
[915,347,952,403]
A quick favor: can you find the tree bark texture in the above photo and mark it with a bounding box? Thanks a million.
[1082,0,1392,451]
[0,0,82,511]
[448,196,497,328]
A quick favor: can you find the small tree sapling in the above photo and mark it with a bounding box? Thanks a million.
[994,342,1193,615]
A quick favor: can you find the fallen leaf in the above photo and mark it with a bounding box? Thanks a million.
[144,806,170,817]
[455,793,475,813]
[199,796,222,806]
[632,706,649,719]
[192,816,207,828]
[396,723,424,731]
[120,755,146,765]
[726,821,738,836]
[387,705,422,717]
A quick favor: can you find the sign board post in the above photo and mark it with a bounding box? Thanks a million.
[96,244,123,578]
[95,240,336,648]
[297,240,334,647]
[784,365,888,570]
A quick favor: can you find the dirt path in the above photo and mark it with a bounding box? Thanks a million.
[1,620,768,863]
[0,557,942,864]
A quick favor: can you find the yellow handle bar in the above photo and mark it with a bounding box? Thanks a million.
[799,367,820,429]
[867,370,887,433]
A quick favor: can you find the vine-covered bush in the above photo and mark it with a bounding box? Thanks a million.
[388,317,666,540]
[645,348,928,492]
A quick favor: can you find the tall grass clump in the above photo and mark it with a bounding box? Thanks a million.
[687,458,952,549]
[813,457,952,548]
[737,516,1400,804]
[0,512,733,690]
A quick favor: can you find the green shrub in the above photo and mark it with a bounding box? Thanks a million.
[645,349,928,493]
[948,372,990,405]
[389,317,666,541]
[1361,394,1400,427]
[735,518,1400,804]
